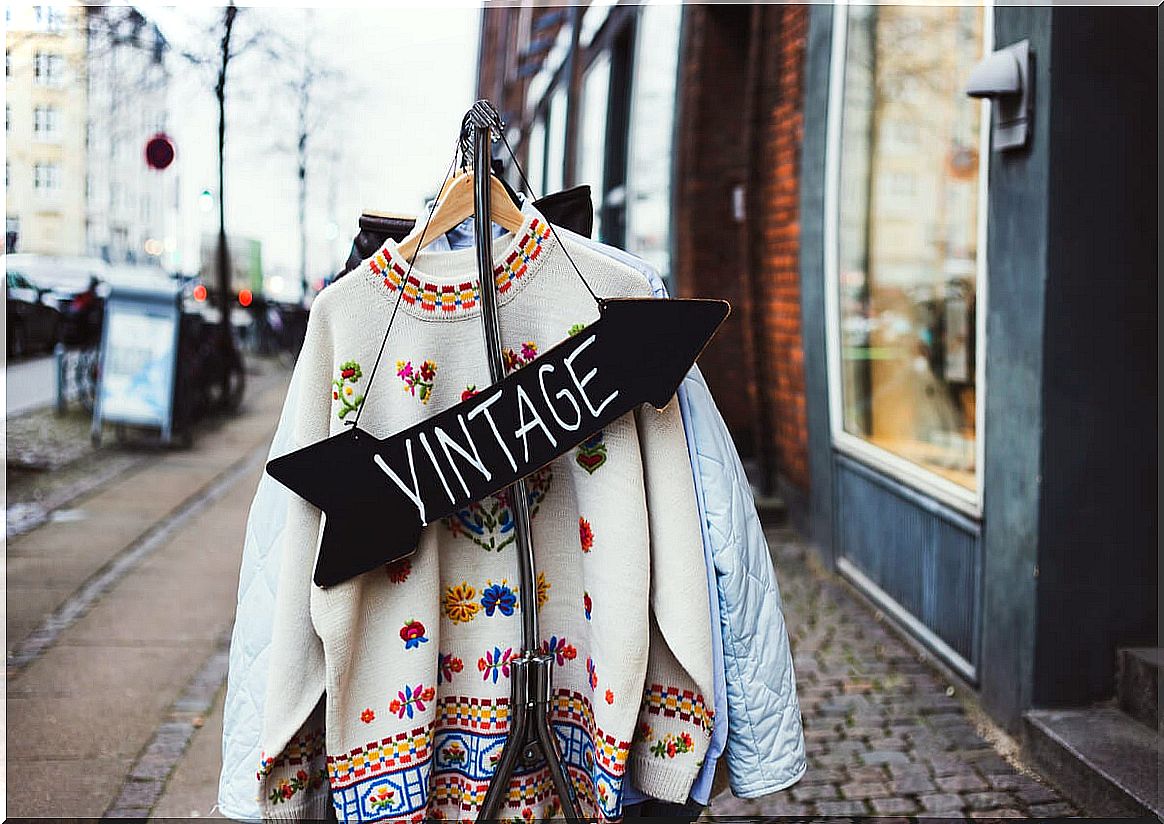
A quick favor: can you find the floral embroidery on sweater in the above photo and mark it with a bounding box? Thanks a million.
[332,360,364,420]
[443,466,552,552]
[360,708,375,724]
[568,322,588,337]
[399,619,429,650]
[368,784,395,814]
[648,731,695,759]
[267,767,327,805]
[443,582,481,624]
[396,358,437,404]
[480,580,518,617]
[503,340,538,373]
[535,571,551,609]
[583,591,593,621]
[575,430,608,474]
[385,558,411,583]
[586,656,598,689]
[389,683,435,719]
[438,653,464,685]
[579,517,594,553]
[478,646,514,683]
[541,635,577,667]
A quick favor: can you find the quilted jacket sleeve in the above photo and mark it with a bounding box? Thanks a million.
[683,368,806,797]
[221,300,335,822]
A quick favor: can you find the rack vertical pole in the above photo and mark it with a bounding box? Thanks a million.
[467,103,582,823]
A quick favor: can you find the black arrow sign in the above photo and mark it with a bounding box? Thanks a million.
[267,297,730,588]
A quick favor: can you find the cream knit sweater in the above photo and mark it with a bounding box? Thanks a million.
[253,209,714,822]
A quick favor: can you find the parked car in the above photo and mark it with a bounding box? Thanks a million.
[4,254,109,347]
[5,266,62,357]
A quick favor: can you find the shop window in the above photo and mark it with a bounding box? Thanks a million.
[526,117,546,199]
[577,53,611,240]
[626,3,681,283]
[544,86,567,195]
[831,5,987,499]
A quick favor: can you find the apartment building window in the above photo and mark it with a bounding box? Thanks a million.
[35,6,65,33]
[33,105,59,139]
[34,162,60,192]
[33,51,64,85]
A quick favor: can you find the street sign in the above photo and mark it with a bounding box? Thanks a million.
[145,133,175,170]
[91,281,182,445]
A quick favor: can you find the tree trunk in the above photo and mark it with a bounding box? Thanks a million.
[297,84,308,299]
[215,4,238,406]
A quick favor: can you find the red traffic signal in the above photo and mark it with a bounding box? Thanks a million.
[145,133,175,170]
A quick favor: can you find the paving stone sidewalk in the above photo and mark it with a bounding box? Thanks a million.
[707,528,1081,819]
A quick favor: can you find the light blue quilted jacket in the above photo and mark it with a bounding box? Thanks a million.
[577,233,806,799]
[218,235,804,820]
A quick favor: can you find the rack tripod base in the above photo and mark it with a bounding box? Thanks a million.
[477,653,583,822]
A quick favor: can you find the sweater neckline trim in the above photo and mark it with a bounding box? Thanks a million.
[358,209,555,321]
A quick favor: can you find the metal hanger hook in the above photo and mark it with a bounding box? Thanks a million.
[459,100,505,170]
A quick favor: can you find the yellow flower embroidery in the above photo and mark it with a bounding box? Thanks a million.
[443,582,481,624]
[536,571,550,609]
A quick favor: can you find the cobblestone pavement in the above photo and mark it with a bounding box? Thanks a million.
[707,528,1081,819]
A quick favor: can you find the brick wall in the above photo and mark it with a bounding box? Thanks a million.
[753,5,811,490]
[477,4,812,492]
[673,6,760,458]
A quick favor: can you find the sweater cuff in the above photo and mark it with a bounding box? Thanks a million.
[627,753,700,805]
[262,790,331,822]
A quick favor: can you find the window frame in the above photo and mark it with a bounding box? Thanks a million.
[33,104,59,139]
[822,0,993,518]
[33,161,60,192]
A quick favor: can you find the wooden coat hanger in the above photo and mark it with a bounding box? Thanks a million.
[395,171,525,264]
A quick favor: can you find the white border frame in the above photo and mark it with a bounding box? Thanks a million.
[823,1,993,519]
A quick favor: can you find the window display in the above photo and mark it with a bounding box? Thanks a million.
[834,5,985,493]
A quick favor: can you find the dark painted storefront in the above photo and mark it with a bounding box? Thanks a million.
[477,2,1158,751]
[799,4,1156,732]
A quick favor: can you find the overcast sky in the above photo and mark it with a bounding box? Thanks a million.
[148,5,481,294]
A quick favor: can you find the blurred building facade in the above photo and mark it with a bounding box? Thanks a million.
[5,4,179,265]
[5,4,89,255]
[84,6,177,266]
[478,4,1157,798]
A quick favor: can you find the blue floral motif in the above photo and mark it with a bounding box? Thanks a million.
[480,581,518,617]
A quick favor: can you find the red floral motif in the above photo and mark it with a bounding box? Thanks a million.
[650,731,695,759]
[579,517,594,553]
[399,619,429,650]
[266,767,326,804]
[502,341,537,373]
[605,689,614,704]
[438,652,464,685]
[360,708,375,724]
[583,591,592,621]
[461,385,479,402]
[385,558,411,583]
